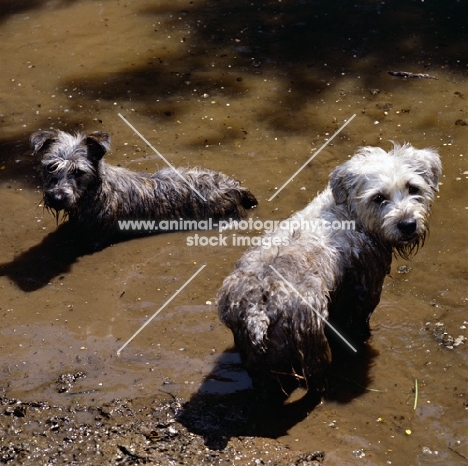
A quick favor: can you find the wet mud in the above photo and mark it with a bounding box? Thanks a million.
[1,0,467,464]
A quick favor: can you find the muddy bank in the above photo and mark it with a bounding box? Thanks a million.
[0,394,324,465]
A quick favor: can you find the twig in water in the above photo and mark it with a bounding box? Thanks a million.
[413,378,419,410]
[388,71,438,80]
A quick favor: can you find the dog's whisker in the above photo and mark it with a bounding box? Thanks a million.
[270,369,306,380]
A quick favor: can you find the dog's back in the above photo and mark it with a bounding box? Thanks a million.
[217,220,340,401]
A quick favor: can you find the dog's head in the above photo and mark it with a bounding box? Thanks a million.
[31,130,110,215]
[330,143,442,258]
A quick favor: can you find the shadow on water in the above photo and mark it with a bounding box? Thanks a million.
[0,222,95,292]
[0,220,184,292]
[177,342,378,449]
[60,0,468,127]
[0,0,80,21]
[2,0,468,184]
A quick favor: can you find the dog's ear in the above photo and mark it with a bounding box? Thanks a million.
[396,144,442,192]
[30,130,58,155]
[86,132,111,162]
[415,148,442,192]
[330,164,352,204]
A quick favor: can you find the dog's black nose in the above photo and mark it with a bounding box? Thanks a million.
[398,219,417,235]
[44,192,66,210]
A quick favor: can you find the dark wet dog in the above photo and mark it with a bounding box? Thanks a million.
[31,130,257,247]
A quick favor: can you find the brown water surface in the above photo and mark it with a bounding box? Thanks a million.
[0,1,467,464]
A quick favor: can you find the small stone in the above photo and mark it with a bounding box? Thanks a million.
[397,265,411,274]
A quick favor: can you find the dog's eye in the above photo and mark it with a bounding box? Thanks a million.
[373,194,386,205]
[408,185,420,195]
[47,163,60,173]
[73,168,86,178]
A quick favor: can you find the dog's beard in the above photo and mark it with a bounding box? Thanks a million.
[394,231,426,260]
[43,198,69,225]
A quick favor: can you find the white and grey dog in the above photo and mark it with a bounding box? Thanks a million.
[217,143,441,403]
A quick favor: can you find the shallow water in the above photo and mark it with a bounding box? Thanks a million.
[0,0,467,464]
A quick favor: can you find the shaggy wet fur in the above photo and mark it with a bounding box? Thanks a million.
[31,130,257,246]
[217,143,441,403]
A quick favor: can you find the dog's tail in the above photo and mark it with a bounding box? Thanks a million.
[217,272,271,352]
[239,188,258,211]
[245,304,271,351]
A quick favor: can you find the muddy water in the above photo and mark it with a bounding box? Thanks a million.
[0,0,467,464]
